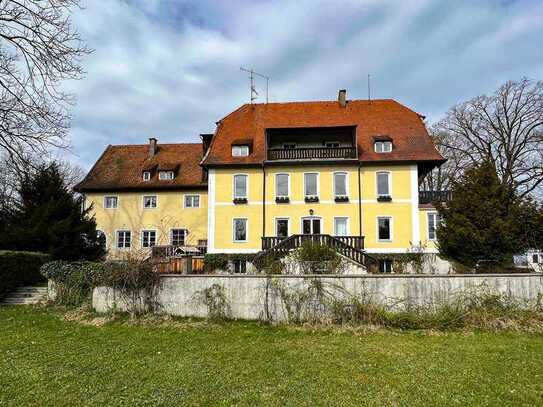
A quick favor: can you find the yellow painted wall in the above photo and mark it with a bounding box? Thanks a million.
[86,190,207,259]
[419,208,439,251]
[211,164,417,252]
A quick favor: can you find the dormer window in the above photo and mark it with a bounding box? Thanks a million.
[143,171,151,181]
[232,145,249,157]
[375,141,392,153]
[158,170,174,180]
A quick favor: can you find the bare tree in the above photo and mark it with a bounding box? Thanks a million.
[0,0,91,166]
[434,78,543,198]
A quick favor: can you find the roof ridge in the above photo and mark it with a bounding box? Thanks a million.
[250,98,395,106]
[109,142,202,147]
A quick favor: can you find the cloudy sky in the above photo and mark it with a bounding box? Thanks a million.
[63,0,543,170]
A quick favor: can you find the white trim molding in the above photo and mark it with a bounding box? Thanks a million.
[410,164,420,245]
[207,169,216,252]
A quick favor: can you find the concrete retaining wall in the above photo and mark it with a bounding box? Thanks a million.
[93,274,543,321]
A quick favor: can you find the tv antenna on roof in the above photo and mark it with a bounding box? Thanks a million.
[240,67,270,104]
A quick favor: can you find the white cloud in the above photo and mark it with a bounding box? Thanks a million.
[60,0,543,169]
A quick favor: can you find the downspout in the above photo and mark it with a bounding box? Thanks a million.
[262,164,266,249]
[358,163,362,246]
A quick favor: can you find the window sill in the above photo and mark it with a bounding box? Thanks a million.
[377,239,392,243]
[377,195,392,202]
[275,197,290,204]
[233,198,248,204]
[304,196,319,203]
[334,196,349,203]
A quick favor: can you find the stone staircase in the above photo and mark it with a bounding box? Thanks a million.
[1,286,48,305]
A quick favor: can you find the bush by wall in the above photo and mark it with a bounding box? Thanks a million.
[0,251,50,298]
[203,253,255,273]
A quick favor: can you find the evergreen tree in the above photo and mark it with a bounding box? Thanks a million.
[437,161,542,267]
[0,163,105,261]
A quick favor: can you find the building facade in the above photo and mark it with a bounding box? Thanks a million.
[77,91,448,272]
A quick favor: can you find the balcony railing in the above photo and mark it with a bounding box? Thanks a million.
[419,190,452,204]
[262,235,364,250]
[267,146,357,161]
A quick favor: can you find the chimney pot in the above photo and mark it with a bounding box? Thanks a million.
[149,138,157,158]
[338,89,347,107]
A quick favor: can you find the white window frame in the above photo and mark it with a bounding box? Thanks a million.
[141,229,157,248]
[158,171,175,180]
[275,173,290,198]
[233,218,248,243]
[333,171,349,197]
[274,217,290,238]
[374,141,392,153]
[142,195,157,209]
[427,212,440,241]
[232,145,249,157]
[377,216,393,242]
[170,228,187,246]
[300,216,323,235]
[104,195,119,209]
[116,230,131,249]
[333,217,349,236]
[233,174,248,199]
[376,171,391,197]
[184,194,200,208]
[143,171,151,181]
[303,172,319,198]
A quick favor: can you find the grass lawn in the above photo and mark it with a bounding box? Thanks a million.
[1,306,543,406]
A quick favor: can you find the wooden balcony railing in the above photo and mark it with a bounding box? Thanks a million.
[262,235,364,250]
[267,146,357,161]
[419,190,452,204]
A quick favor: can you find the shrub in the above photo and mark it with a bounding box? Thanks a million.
[0,251,50,298]
[291,241,343,274]
[40,260,106,306]
[192,284,230,322]
[203,254,228,272]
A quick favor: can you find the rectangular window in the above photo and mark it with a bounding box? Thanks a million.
[379,259,393,273]
[375,141,392,153]
[275,174,289,197]
[143,195,157,208]
[184,195,200,208]
[233,260,247,274]
[141,230,156,248]
[377,172,390,197]
[304,173,318,197]
[276,218,289,238]
[171,229,186,246]
[104,196,118,209]
[116,230,131,249]
[158,171,175,180]
[378,217,391,241]
[233,218,247,242]
[333,172,347,197]
[334,217,348,236]
[232,145,249,157]
[143,171,151,181]
[428,212,440,240]
[233,174,248,199]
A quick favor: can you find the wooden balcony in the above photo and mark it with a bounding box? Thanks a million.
[262,235,364,250]
[267,146,357,161]
[419,190,452,204]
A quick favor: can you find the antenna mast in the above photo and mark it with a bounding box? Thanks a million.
[367,74,371,101]
[240,67,270,103]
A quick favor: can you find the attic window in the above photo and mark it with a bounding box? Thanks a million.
[158,170,175,180]
[143,171,151,181]
[374,141,392,153]
[232,145,249,157]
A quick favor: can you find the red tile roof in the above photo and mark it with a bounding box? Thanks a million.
[202,99,445,166]
[75,143,207,192]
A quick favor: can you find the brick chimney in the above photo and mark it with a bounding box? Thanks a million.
[338,89,347,107]
[149,137,157,158]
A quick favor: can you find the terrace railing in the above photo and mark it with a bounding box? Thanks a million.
[418,190,452,204]
[267,146,357,161]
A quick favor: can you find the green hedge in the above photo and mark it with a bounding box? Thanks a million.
[0,251,51,298]
[203,253,256,272]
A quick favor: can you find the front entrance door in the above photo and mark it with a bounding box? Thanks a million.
[302,217,322,235]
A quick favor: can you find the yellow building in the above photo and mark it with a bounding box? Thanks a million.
[77,91,449,272]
